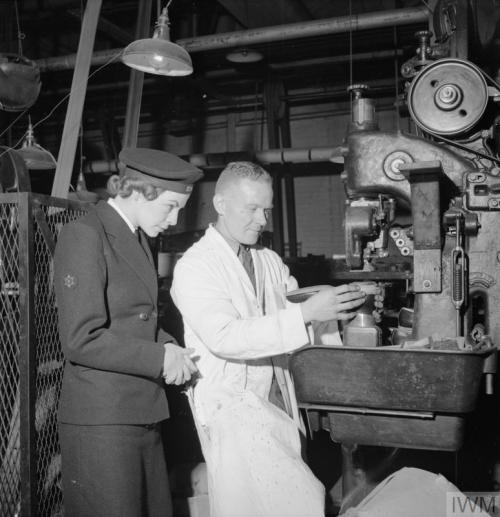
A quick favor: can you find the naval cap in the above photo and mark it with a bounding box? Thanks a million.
[119,147,203,194]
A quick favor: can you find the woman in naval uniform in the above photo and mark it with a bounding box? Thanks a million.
[53,147,203,517]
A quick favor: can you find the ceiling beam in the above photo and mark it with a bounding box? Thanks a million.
[67,9,134,45]
[216,0,312,28]
[51,0,102,198]
[122,0,152,149]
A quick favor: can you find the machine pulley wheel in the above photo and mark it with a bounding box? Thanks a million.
[407,58,488,136]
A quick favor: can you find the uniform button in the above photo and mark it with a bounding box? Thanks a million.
[139,312,149,321]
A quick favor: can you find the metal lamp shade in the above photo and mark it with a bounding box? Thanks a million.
[17,123,57,170]
[226,48,263,64]
[121,37,193,76]
[17,143,57,170]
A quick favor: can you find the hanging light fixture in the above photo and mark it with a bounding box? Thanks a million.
[121,3,193,77]
[17,118,57,170]
[226,48,263,64]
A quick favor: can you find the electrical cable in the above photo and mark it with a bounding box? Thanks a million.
[393,26,400,133]
[0,50,123,163]
[420,0,434,14]
[13,0,25,57]
[348,0,353,120]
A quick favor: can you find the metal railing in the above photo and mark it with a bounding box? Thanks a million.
[0,193,87,516]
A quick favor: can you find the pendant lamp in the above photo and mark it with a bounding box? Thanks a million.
[17,120,57,170]
[121,5,193,77]
[226,48,263,64]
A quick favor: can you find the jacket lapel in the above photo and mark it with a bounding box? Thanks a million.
[137,228,155,266]
[206,226,257,297]
[95,202,157,304]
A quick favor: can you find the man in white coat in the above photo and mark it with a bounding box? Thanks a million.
[171,161,366,517]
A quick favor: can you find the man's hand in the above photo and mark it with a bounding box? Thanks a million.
[300,284,366,323]
[163,342,198,385]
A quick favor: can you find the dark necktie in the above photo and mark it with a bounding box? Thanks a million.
[238,245,256,291]
[136,229,153,265]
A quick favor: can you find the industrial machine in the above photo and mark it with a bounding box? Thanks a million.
[289,28,500,505]
[339,49,500,357]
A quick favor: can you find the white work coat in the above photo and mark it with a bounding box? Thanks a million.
[171,225,326,517]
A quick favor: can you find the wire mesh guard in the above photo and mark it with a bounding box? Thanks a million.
[0,202,21,516]
[0,195,86,516]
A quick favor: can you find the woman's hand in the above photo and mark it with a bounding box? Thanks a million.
[163,343,198,385]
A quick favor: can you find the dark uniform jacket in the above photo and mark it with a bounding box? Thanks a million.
[54,201,172,425]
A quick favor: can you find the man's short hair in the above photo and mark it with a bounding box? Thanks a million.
[215,161,272,195]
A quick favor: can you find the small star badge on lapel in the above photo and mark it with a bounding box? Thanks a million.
[63,274,77,289]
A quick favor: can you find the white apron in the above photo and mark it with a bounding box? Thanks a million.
[172,226,326,517]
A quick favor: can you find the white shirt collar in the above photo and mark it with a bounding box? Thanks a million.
[107,198,136,233]
[210,223,240,254]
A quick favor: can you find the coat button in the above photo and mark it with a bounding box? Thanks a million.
[139,312,149,321]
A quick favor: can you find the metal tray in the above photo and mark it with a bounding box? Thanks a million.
[290,346,493,413]
[324,413,465,451]
[286,285,330,303]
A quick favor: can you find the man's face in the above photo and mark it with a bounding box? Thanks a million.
[215,178,273,246]
[136,189,190,237]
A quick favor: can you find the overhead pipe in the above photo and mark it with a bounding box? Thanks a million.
[180,7,427,52]
[38,50,403,96]
[187,147,346,168]
[36,6,428,72]
[83,146,345,174]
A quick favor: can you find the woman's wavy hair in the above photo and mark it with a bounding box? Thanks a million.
[106,171,163,200]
